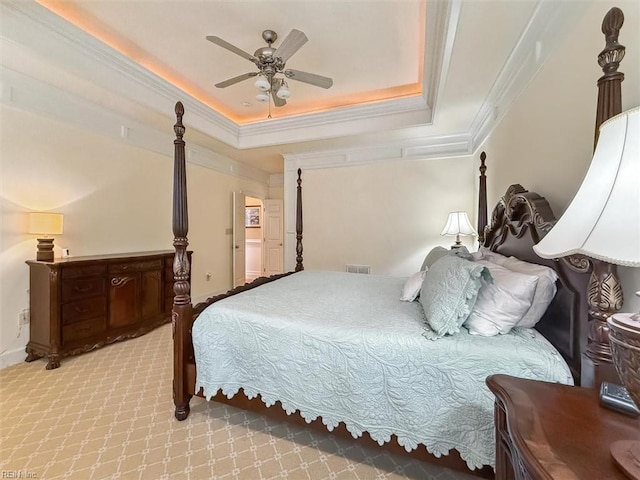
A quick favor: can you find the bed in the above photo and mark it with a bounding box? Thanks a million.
[169,9,625,475]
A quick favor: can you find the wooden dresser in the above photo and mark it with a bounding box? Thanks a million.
[25,250,191,369]
[487,374,640,480]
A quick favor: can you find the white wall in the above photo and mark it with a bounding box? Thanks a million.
[481,0,640,311]
[301,156,476,276]
[0,106,268,367]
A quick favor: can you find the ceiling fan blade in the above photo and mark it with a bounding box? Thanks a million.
[274,29,308,63]
[206,35,257,63]
[215,72,257,88]
[284,69,333,89]
[271,78,287,107]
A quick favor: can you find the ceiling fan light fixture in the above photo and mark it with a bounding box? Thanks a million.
[255,92,270,102]
[276,81,291,100]
[254,74,270,91]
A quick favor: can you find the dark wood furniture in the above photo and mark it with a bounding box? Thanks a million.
[25,250,189,369]
[486,374,640,480]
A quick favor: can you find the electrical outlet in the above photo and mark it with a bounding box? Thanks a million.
[19,309,30,325]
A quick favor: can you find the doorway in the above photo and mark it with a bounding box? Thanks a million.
[244,196,263,283]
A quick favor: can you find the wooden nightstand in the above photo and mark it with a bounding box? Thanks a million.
[486,374,640,480]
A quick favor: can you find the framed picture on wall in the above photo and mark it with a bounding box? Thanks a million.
[245,206,261,227]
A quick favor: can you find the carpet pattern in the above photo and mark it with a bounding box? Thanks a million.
[0,324,478,479]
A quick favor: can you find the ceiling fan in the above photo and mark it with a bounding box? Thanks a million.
[206,29,333,107]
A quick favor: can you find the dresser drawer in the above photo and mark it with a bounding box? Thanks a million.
[109,259,162,274]
[62,297,107,324]
[62,317,106,343]
[62,277,106,302]
[62,265,106,279]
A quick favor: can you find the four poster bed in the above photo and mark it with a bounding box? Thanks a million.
[168,8,625,476]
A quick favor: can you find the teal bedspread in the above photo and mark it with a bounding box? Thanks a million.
[193,270,572,469]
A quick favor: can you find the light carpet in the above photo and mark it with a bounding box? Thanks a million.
[0,324,479,480]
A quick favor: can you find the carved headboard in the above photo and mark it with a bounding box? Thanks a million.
[483,185,590,383]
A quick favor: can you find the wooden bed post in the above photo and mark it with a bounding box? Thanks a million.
[171,101,193,420]
[594,7,625,149]
[295,168,304,272]
[477,152,487,245]
[580,7,625,388]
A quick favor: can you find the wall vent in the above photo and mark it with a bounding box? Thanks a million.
[345,264,371,274]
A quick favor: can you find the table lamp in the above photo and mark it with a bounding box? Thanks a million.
[28,212,64,262]
[533,107,639,478]
[441,211,476,249]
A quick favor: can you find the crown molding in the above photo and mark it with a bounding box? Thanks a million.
[283,132,471,171]
[0,66,270,185]
[468,0,591,152]
[0,0,454,150]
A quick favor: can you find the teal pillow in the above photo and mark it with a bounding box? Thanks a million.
[420,246,471,271]
[419,255,491,339]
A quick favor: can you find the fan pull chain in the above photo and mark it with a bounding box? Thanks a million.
[268,92,272,119]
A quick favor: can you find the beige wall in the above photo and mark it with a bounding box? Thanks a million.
[303,156,476,276]
[481,0,640,310]
[0,106,268,364]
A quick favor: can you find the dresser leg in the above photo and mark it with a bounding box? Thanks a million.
[24,348,42,362]
[45,354,61,370]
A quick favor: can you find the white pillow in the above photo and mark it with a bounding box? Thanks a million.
[464,260,539,336]
[470,247,509,265]
[400,270,427,302]
[501,256,558,328]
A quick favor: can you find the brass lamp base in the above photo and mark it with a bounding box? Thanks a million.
[608,313,640,479]
[36,238,55,262]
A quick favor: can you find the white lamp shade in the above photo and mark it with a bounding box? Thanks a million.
[254,75,270,91]
[255,92,269,103]
[534,107,640,267]
[29,212,64,235]
[441,211,476,236]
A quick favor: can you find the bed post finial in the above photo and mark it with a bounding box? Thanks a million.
[295,168,304,272]
[477,152,488,245]
[594,7,625,148]
[172,101,193,420]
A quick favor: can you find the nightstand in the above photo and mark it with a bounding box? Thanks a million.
[486,374,640,480]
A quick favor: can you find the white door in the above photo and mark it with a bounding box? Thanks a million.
[232,192,246,287]
[263,199,284,275]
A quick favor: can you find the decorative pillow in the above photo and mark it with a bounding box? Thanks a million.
[400,270,427,302]
[464,260,539,336]
[501,256,559,328]
[420,246,472,271]
[419,255,491,339]
[420,246,449,271]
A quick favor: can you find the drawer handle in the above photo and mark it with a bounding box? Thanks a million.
[74,305,89,314]
[73,285,92,293]
[111,277,128,287]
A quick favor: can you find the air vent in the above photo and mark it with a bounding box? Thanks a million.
[345,264,371,274]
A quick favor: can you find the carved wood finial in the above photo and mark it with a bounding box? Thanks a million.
[174,102,185,140]
[594,7,625,147]
[602,7,624,44]
[479,151,487,175]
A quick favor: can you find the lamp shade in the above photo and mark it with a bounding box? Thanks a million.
[533,107,640,266]
[441,211,476,236]
[28,212,64,236]
[254,74,270,92]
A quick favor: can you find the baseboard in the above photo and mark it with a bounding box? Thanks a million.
[0,347,26,370]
